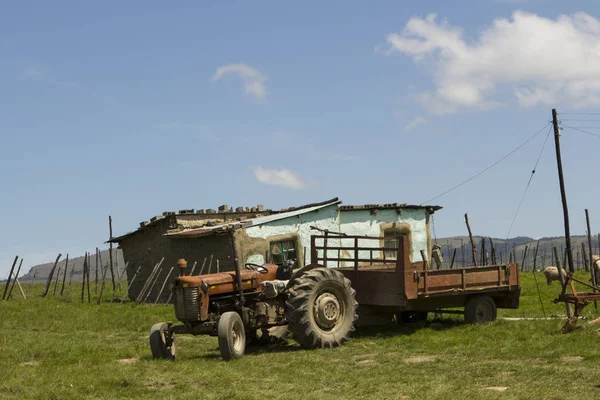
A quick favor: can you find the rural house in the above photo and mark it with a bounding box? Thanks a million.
[109,198,441,302]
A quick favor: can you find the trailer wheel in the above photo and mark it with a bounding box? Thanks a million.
[218,312,246,361]
[149,322,177,360]
[286,268,358,349]
[464,295,497,324]
[396,311,428,324]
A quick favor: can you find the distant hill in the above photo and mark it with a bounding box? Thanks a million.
[435,235,600,270]
[16,249,125,283]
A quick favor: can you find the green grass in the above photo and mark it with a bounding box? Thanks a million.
[1,274,600,399]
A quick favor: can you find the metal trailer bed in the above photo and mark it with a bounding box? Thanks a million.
[308,234,520,319]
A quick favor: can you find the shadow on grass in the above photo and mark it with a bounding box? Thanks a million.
[353,318,465,338]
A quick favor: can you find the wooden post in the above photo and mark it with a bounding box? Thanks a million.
[531,241,546,317]
[582,242,589,272]
[2,256,19,300]
[464,214,477,266]
[30,268,37,286]
[120,265,142,304]
[460,238,465,267]
[585,209,598,309]
[490,238,497,265]
[143,265,165,304]
[554,246,572,317]
[52,266,62,296]
[15,278,26,299]
[67,257,76,297]
[81,253,87,303]
[60,254,69,296]
[520,245,529,272]
[552,109,575,273]
[86,253,91,303]
[207,254,214,274]
[137,258,164,303]
[97,263,109,305]
[154,266,175,305]
[450,248,457,269]
[480,238,485,266]
[41,254,62,297]
[95,248,99,294]
[7,259,23,300]
[108,216,116,291]
[420,249,428,271]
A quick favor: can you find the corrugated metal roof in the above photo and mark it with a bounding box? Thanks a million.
[339,203,442,212]
[166,200,341,239]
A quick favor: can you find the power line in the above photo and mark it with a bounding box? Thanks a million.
[505,125,553,239]
[562,124,600,138]
[559,112,600,115]
[420,122,552,205]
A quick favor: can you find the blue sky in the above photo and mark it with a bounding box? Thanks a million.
[3,0,600,277]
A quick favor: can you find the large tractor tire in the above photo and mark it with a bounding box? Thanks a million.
[286,268,358,349]
[149,322,177,360]
[464,295,497,324]
[218,312,246,361]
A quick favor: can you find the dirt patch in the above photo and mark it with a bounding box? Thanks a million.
[19,361,40,367]
[356,359,378,366]
[484,387,508,392]
[118,358,139,364]
[405,355,437,363]
[145,380,176,390]
[561,356,584,362]
[353,353,376,360]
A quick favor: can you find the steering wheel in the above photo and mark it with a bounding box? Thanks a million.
[244,263,268,274]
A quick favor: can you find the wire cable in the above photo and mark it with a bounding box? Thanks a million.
[562,124,600,138]
[505,124,553,239]
[420,122,552,205]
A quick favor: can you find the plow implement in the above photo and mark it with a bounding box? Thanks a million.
[554,274,600,333]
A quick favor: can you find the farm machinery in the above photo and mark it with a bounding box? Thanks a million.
[150,229,520,361]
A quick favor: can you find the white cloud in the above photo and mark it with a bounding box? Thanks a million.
[383,11,600,114]
[212,64,267,99]
[252,167,307,190]
[404,116,428,131]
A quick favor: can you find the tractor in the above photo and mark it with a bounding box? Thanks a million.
[149,229,358,360]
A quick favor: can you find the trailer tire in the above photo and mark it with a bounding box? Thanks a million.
[464,295,497,324]
[286,268,358,349]
[218,312,246,361]
[149,322,177,360]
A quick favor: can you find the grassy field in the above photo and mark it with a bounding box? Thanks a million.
[1,273,600,399]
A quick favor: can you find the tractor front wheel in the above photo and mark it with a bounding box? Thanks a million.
[218,312,246,361]
[286,268,358,349]
[149,322,177,360]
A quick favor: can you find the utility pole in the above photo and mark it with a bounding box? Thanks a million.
[552,108,575,273]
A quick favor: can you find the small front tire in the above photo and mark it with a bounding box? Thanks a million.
[149,322,177,360]
[218,312,246,361]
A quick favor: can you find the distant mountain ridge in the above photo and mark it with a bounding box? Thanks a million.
[16,249,125,283]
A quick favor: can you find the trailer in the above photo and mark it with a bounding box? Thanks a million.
[309,233,520,324]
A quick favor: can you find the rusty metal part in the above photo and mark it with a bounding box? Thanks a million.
[173,264,278,321]
[554,274,600,333]
[177,259,187,276]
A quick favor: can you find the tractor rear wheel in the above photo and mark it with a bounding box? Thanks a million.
[149,322,177,360]
[218,312,246,361]
[286,268,358,349]
[464,295,497,324]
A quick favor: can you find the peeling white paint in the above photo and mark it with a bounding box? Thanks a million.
[244,204,430,266]
[244,204,339,265]
[339,209,429,262]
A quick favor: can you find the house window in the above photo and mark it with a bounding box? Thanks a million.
[270,239,297,266]
[383,230,406,259]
